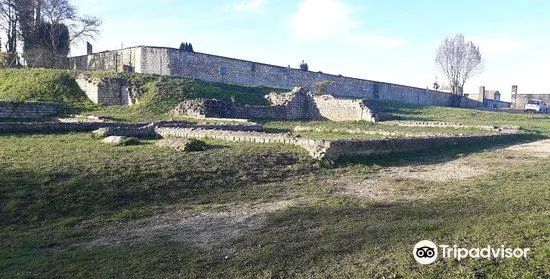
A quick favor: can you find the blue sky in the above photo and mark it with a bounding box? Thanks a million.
[70,0,550,99]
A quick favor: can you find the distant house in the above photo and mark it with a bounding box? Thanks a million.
[478,87,510,109]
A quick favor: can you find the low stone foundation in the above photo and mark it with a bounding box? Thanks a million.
[156,127,524,160]
[0,121,262,134]
[0,101,60,119]
[0,122,139,133]
[293,126,451,137]
[0,119,525,161]
[380,120,521,133]
[321,135,521,160]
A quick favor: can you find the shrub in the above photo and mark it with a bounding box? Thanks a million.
[299,60,309,71]
[179,42,194,52]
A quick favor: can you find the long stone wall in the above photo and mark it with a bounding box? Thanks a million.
[70,46,463,107]
[0,102,60,119]
[70,47,143,73]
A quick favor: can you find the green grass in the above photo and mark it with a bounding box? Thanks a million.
[0,69,94,112]
[0,70,549,278]
[80,71,284,122]
[262,120,498,137]
[383,101,550,135]
[0,132,548,278]
[0,69,283,121]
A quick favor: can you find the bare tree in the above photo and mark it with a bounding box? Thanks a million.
[435,34,483,95]
[21,0,100,67]
[41,0,100,45]
[1,0,100,67]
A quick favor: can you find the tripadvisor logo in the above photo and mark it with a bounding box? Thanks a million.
[413,240,438,264]
[413,240,531,265]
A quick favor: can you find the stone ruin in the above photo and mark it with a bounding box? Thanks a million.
[0,113,525,160]
[170,87,391,122]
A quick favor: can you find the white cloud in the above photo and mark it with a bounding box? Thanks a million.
[289,0,405,48]
[290,0,355,40]
[234,0,265,12]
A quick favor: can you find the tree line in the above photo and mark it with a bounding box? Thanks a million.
[0,0,101,68]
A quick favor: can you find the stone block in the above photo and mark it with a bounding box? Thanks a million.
[102,136,139,146]
[156,138,207,152]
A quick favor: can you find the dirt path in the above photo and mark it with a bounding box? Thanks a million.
[505,139,550,157]
[85,139,550,250]
[332,139,550,200]
[85,199,304,251]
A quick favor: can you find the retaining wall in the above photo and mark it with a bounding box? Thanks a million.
[70,46,464,107]
[0,102,60,119]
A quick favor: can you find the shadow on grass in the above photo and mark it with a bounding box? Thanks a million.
[0,144,316,228]
[203,191,547,278]
[332,133,545,167]
[4,190,546,278]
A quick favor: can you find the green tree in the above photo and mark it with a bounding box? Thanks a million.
[299,60,308,71]
[179,42,194,52]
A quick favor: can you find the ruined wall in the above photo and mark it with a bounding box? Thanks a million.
[232,105,286,119]
[75,75,132,105]
[0,102,60,119]
[512,94,550,109]
[71,46,460,107]
[171,90,386,122]
[75,75,100,103]
[312,95,374,122]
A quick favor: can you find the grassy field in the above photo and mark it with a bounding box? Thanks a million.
[0,131,548,278]
[0,69,549,277]
[384,101,550,136]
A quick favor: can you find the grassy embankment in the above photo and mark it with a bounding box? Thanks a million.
[0,69,94,114]
[0,69,279,122]
[3,69,547,137]
[83,71,278,122]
